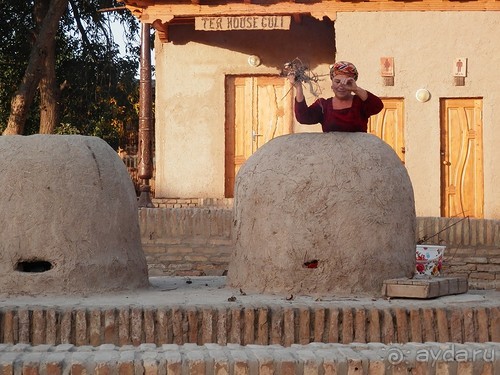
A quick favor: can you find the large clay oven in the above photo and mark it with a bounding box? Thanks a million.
[0,135,149,295]
[227,133,416,296]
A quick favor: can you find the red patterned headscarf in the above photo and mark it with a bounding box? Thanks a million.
[330,61,359,81]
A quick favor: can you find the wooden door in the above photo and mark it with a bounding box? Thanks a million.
[225,76,293,197]
[368,98,405,162]
[440,98,483,218]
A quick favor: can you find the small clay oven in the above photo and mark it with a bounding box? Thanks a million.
[227,133,416,296]
[0,135,149,295]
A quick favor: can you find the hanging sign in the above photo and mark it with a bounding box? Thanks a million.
[453,58,467,77]
[380,57,394,77]
[195,15,291,31]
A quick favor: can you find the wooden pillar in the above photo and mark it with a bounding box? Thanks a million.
[137,22,154,208]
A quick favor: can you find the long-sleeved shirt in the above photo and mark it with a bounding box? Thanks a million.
[294,91,384,133]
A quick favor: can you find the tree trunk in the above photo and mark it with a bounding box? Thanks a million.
[37,0,60,134]
[3,0,68,135]
[39,45,59,134]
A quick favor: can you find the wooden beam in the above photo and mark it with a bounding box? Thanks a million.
[152,19,169,42]
[130,0,500,25]
[98,6,128,13]
[136,4,338,22]
[292,13,302,23]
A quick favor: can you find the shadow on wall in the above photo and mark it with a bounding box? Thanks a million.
[167,16,336,72]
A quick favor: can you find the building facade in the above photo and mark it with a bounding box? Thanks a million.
[125,0,500,219]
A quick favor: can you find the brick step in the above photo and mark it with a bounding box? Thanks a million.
[0,342,498,374]
[1,277,498,347]
[0,303,497,347]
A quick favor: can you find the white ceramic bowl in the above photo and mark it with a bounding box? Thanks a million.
[416,245,446,276]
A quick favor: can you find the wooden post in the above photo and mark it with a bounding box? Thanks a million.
[137,22,154,208]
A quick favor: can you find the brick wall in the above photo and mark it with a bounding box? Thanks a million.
[151,198,234,209]
[139,208,233,277]
[1,342,498,374]
[417,217,500,289]
[139,209,500,289]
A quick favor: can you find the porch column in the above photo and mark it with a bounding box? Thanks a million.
[137,22,154,208]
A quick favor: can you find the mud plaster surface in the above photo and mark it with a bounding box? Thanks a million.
[0,135,149,295]
[227,133,417,296]
[0,276,498,309]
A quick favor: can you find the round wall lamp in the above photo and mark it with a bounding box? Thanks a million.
[248,55,261,67]
[415,88,431,102]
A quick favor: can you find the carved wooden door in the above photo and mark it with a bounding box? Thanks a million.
[367,98,405,163]
[440,98,484,218]
[225,75,293,197]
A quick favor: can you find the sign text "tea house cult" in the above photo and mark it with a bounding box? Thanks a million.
[195,16,291,31]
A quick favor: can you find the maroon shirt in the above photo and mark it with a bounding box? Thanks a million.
[294,91,384,132]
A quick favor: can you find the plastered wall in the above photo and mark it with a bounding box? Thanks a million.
[154,11,500,219]
[154,17,334,198]
[333,12,500,218]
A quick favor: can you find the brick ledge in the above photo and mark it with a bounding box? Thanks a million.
[0,342,498,374]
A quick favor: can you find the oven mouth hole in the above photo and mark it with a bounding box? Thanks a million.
[16,260,53,273]
[303,259,319,269]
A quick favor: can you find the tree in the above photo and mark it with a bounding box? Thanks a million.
[1,0,142,150]
[0,2,35,133]
[3,0,67,135]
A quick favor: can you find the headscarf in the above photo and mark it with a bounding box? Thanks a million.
[330,61,358,81]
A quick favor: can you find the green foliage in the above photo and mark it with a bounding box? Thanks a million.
[0,0,145,150]
[54,123,81,134]
[0,1,37,134]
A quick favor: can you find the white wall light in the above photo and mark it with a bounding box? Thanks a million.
[415,88,431,102]
[248,55,261,67]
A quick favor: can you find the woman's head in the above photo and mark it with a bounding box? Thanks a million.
[330,61,358,81]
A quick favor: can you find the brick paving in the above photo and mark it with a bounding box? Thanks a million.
[0,342,498,374]
[0,276,498,374]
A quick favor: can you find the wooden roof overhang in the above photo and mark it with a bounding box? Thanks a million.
[123,0,500,42]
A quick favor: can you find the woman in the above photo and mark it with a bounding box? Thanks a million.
[289,61,383,133]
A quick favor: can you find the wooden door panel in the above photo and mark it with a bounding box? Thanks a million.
[255,78,292,148]
[368,99,405,162]
[233,77,253,175]
[441,99,483,218]
[225,75,293,197]
[224,78,236,197]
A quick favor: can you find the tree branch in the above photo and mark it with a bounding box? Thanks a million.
[68,0,98,62]
[3,0,69,135]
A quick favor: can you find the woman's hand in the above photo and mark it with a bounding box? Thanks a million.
[288,73,304,102]
[340,77,368,100]
[287,73,300,87]
[339,77,358,92]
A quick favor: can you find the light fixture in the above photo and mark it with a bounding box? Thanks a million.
[248,55,261,67]
[415,88,431,102]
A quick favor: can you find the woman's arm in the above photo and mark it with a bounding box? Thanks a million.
[352,86,368,101]
[341,77,383,115]
[361,91,384,116]
[288,73,325,124]
[294,98,325,125]
[288,73,304,102]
